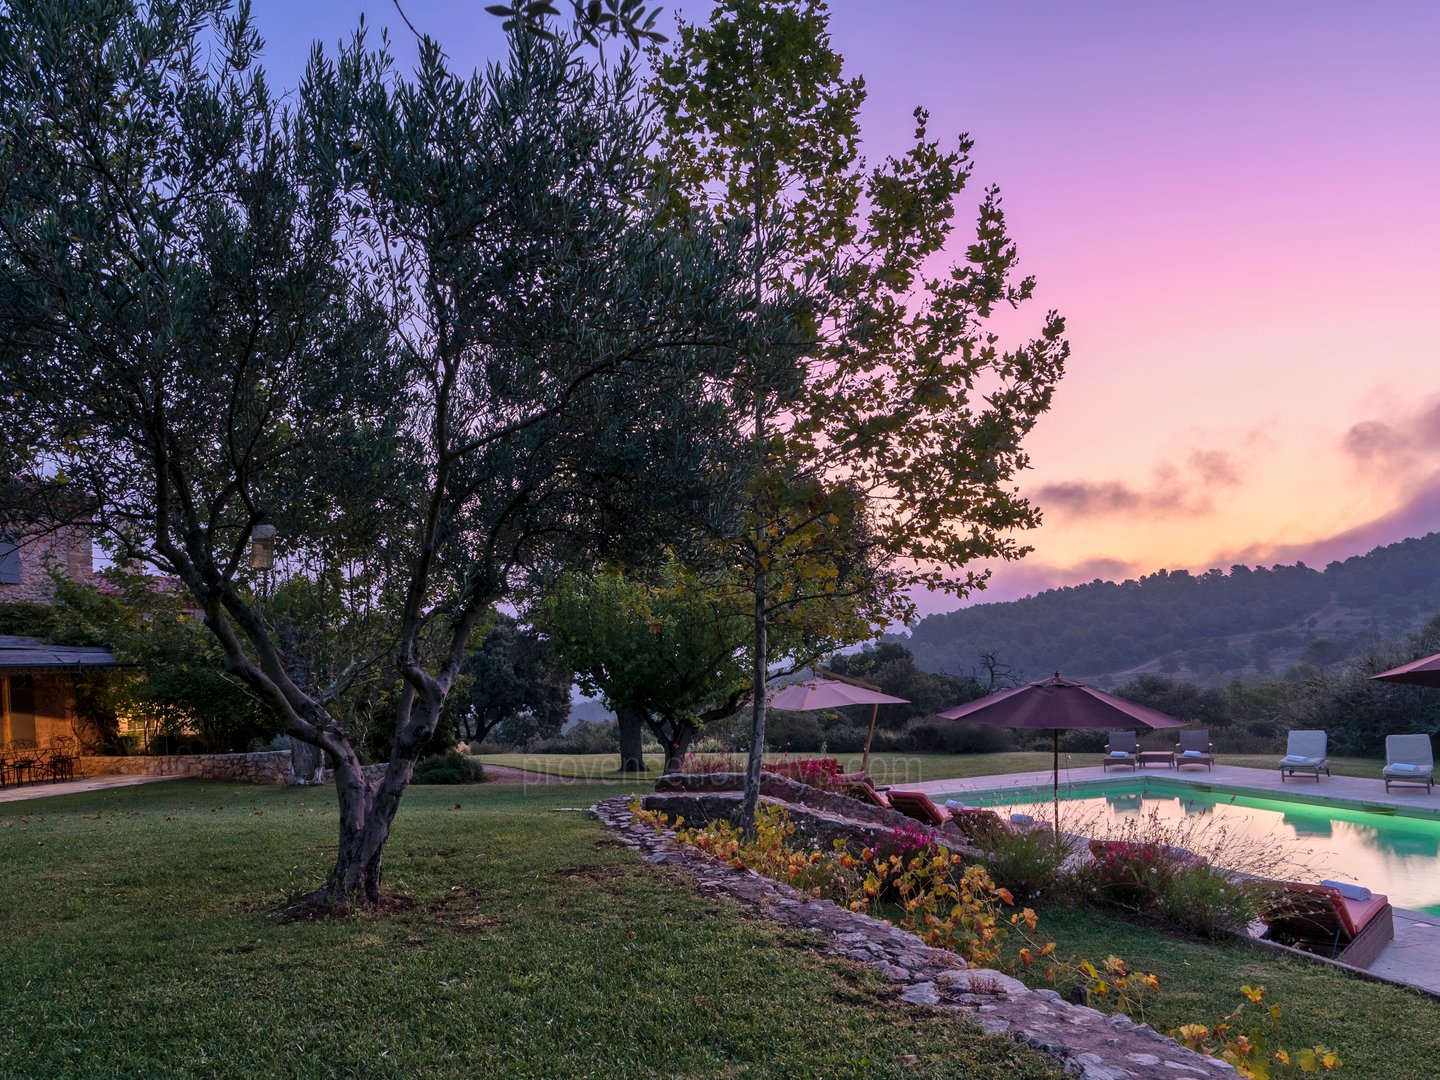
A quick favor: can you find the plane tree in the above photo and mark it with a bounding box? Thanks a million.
[650,0,1070,827]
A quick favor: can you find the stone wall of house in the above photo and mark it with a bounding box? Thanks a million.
[76,750,293,784]
[0,522,93,604]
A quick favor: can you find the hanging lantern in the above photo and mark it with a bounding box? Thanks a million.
[250,524,276,570]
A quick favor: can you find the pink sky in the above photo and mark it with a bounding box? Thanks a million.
[251,1,1440,611]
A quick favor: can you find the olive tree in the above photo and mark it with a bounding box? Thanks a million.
[0,0,746,910]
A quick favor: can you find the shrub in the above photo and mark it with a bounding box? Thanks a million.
[815,724,868,753]
[764,756,842,787]
[895,720,1012,754]
[973,823,1070,902]
[680,751,744,774]
[1077,840,1188,909]
[412,751,486,785]
[764,711,825,751]
[1158,863,1269,938]
[526,720,619,754]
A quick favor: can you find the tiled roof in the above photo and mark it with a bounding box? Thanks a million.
[0,635,121,669]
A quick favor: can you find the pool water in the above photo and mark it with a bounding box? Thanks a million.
[942,779,1440,914]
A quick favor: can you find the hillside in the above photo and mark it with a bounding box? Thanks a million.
[904,532,1440,687]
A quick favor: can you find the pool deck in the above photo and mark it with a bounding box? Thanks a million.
[911,763,1440,997]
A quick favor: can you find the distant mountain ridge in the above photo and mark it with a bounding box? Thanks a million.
[904,532,1440,687]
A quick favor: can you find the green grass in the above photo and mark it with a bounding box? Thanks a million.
[1013,906,1440,1079]
[479,750,1386,786]
[0,780,1063,1079]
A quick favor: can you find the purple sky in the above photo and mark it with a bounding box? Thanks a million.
[248,1,1440,612]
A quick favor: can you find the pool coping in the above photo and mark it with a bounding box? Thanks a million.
[938,773,1440,825]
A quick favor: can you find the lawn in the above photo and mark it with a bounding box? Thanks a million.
[479,750,1386,786]
[1013,906,1440,1079]
[0,780,1064,1079]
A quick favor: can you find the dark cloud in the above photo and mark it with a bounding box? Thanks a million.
[1034,448,1240,521]
[1342,419,1406,464]
[1341,399,1440,471]
[1188,449,1240,487]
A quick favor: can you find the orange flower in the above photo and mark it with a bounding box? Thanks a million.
[1240,984,1264,1004]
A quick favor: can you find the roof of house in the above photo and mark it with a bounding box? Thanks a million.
[0,635,121,670]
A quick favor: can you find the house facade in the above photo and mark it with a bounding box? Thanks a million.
[0,521,115,749]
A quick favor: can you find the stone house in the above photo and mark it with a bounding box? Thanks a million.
[0,519,118,749]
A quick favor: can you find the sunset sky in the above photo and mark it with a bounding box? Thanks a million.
[251,0,1440,612]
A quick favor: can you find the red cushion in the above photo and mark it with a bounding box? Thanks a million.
[1337,894,1388,938]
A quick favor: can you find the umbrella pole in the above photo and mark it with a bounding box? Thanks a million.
[862,703,880,776]
[1052,729,1061,847]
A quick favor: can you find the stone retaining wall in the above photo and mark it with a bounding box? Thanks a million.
[77,751,293,784]
[598,793,1235,1080]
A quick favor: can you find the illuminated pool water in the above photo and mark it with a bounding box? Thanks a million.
[938,779,1440,914]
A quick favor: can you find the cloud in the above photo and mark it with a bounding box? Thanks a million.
[1341,399,1440,475]
[1033,448,1241,521]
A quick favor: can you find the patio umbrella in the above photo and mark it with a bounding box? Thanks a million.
[769,674,909,774]
[937,673,1187,840]
[1370,653,1440,687]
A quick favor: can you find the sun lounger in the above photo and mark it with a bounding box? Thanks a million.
[838,779,892,810]
[1175,730,1214,771]
[1103,730,1138,771]
[1279,730,1329,782]
[886,790,954,828]
[1382,733,1434,793]
[1259,881,1393,968]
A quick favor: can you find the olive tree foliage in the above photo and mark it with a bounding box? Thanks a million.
[650,0,1069,827]
[0,0,748,910]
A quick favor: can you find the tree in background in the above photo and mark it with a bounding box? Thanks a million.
[541,562,751,773]
[444,613,571,749]
[825,642,983,729]
[652,0,1068,828]
[0,3,748,910]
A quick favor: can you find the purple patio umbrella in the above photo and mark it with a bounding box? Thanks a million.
[938,673,1187,839]
[1370,653,1440,688]
[770,675,909,774]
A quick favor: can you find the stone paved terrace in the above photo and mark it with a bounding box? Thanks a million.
[909,763,1440,996]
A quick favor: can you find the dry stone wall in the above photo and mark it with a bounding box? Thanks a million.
[77,750,293,784]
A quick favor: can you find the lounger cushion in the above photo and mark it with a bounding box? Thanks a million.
[1181,749,1204,757]
[1108,750,1131,758]
[1386,763,1425,774]
[1281,755,1312,764]
[1336,893,1388,938]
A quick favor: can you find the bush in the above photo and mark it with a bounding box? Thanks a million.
[895,720,1013,754]
[815,724,869,753]
[764,711,825,751]
[974,823,1069,902]
[1158,863,1269,938]
[412,750,486,785]
[526,720,619,754]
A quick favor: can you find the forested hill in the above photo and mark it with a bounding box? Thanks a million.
[904,532,1440,687]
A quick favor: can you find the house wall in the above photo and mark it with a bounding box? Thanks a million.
[0,521,94,604]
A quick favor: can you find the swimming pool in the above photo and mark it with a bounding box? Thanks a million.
[939,778,1440,914]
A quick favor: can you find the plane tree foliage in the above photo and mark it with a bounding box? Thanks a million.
[539,552,872,773]
[0,1,749,910]
[650,0,1069,826]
